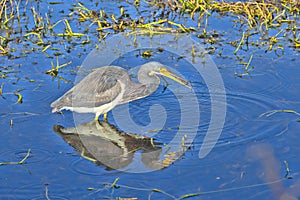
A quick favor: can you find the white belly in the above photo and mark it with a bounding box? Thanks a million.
[63,101,117,114]
[62,80,126,116]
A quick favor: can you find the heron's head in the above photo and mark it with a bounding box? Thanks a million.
[140,62,191,88]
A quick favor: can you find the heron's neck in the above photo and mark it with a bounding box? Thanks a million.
[138,68,160,93]
[119,67,161,104]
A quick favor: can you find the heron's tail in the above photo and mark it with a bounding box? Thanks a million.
[50,100,62,113]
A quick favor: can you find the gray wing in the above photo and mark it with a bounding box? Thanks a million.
[120,82,157,104]
[51,66,128,111]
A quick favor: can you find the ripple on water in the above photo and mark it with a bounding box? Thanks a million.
[202,91,286,147]
[183,91,287,168]
[232,58,292,96]
[18,87,60,113]
[0,148,57,164]
[70,158,122,176]
[23,89,55,103]
[12,183,70,200]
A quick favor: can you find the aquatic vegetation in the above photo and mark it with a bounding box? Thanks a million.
[0,149,31,166]
[85,164,296,200]
[260,109,300,117]
[44,56,72,77]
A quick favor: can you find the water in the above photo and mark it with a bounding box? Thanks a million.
[1,0,300,199]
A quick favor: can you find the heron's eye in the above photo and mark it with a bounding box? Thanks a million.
[148,71,155,76]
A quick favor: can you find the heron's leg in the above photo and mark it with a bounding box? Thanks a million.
[94,114,100,122]
[103,113,108,122]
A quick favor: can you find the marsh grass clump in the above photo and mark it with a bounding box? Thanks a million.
[150,0,299,47]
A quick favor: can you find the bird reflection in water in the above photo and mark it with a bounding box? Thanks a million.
[53,121,182,170]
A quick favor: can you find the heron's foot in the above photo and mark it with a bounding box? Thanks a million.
[103,113,108,122]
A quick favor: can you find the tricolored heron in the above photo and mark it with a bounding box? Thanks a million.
[51,62,190,121]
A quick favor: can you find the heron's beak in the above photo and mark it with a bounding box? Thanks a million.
[159,68,191,88]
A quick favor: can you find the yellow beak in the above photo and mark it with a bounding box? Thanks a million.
[159,68,191,88]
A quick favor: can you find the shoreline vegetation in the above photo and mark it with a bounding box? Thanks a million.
[0,0,298,60]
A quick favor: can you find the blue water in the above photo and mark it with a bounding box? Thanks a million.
[1,1,300,199]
